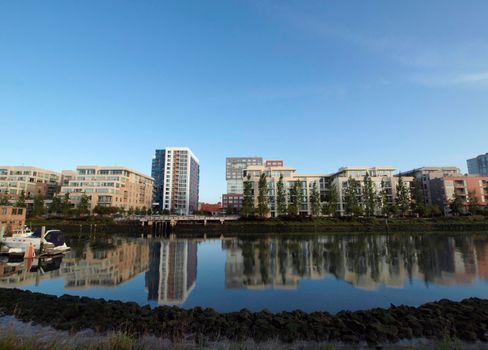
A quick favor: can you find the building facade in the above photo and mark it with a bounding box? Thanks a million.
[0,206,26,233]
[331,167,415,216]
[243,163,326,217]
[60,166,154,211]
[222,194,243,214]
[467,153,488,176]
[0,166,61,199]
[223,157,263,213]
[152,147,200,215]
[429,175,488,214]
[397,167,461,206]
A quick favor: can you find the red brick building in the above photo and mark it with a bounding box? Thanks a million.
[430,175,488,214]
[198,202,222,215]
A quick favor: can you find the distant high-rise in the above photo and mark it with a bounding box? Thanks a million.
[467,153,488,176]
[223,157,263,213]
[151,147,199,215]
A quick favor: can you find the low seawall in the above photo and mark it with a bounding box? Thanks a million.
[0,288,487,346]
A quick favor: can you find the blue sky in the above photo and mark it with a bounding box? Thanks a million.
[1,0,487,202]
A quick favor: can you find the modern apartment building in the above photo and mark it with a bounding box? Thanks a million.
[331,167,414,216]
[397,167,461,206]
[243,163,326,217]
[222,157,263,212]
[0,166,61,199]
[467,153,488,176]
[151,147,200,215]
[222,193,243,213]
[429,175,488,214]
[60,166,154,211]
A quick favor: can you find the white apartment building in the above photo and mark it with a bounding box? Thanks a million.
[153,147,200,215]
[331,167,414,216]
[60,166,154,211]
[243,164,326,217]
[0,166,61,199]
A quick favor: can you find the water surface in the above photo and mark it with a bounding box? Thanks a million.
[2,232,488,313]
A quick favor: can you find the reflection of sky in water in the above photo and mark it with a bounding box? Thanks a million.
[6,234,488,313]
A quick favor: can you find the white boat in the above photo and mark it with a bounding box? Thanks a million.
[11,226,34,238]
[1,230,70,257]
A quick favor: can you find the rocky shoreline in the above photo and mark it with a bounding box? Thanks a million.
[1,288,488,347]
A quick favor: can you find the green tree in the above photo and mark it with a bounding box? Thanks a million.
[344,177,362,216]
[310,182,321,217]
[468,191,481,215]
[377,179,390,216]
[61,192,71,215]
[15,190,26,208]
[410,179,426,216]
[396,177,410,216]
[276,174,287,216]
[257,173,269,217]
[322,183,338,216]
[0,195,9,206]
[32,193,45,217]
[241,175,255,217]
[128,206,134,215]
[49,196,61,214]
[363,173,376,217]
[450,194,465,216]
[78,193,90,215]
[288,181,303,216]
[134,207,142,215]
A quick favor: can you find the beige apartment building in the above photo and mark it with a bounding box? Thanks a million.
[0,166,61,199]
[331,167,414,216]
[243,163,326,217]
[60,166,154,211]
[0,206,26,233]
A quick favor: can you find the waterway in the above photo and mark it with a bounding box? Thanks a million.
[2,232,488,313]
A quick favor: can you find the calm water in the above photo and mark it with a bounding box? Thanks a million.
[2,233,488,313]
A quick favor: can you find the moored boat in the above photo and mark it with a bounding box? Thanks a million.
[0,229,70,257]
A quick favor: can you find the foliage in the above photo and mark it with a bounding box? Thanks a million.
[322,183,339,216]
[257,173,269,217]
[276,174,287,216]
[450,194,466,216]
[15,190,26,208]
[310,182,321,217]
[32,193,45,217]
[78,193,90,215]
[362,172,376,217]
[241,175,255,217]
[0,195,10,206]
[61,193,71,215]
[410,179,425,216]
[377,179,390,216]
[94,205,119,215]
[49,196,62,214]
[288,180,303,216]
[344,177,362,216]
[396,177,410,216]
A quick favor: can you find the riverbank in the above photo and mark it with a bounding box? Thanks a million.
[26,216,488,236]
[173,216,488,235]
[1,288,487,348]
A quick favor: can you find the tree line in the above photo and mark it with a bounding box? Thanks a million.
[0,191,153,218]
[240,173,487,219]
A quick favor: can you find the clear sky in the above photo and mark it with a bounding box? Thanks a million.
[1,1,487,202]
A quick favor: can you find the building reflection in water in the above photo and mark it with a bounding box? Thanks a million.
[223,235,484,291]
[1,233,488,302]
[0,239,151,289]
[145,240,197,305]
